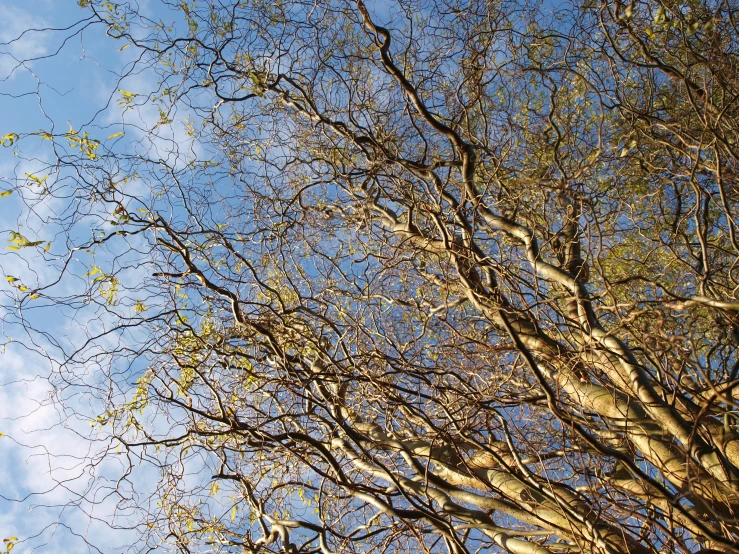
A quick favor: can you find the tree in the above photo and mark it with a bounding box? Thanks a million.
[2,0,739,552]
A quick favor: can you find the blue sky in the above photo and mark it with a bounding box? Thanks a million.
[0,1,161,552]
[0,1,435,551]
[0,2,291,551]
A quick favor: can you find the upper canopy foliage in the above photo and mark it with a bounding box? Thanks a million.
[2,0,739,553]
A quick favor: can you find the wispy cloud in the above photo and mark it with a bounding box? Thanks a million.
[0,4,51,80]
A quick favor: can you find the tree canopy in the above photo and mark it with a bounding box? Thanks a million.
[2,0,739,553]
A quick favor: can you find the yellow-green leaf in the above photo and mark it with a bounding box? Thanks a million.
[25,173,48,186]
[8,231,44,248]
[0,190,12,198]
[654,5,666,24]
[118,43,131,51]
[107,131,125,139]
[1,133,18,147]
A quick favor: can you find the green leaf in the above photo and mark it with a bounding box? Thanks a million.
[1,133,18,147]
[25,173,48,186]
[8,231,44,248]
[654,5,666,24]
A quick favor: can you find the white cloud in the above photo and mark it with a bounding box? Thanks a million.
[0,4,217,551]
[0,4,51,80]
[0,343,139,552]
